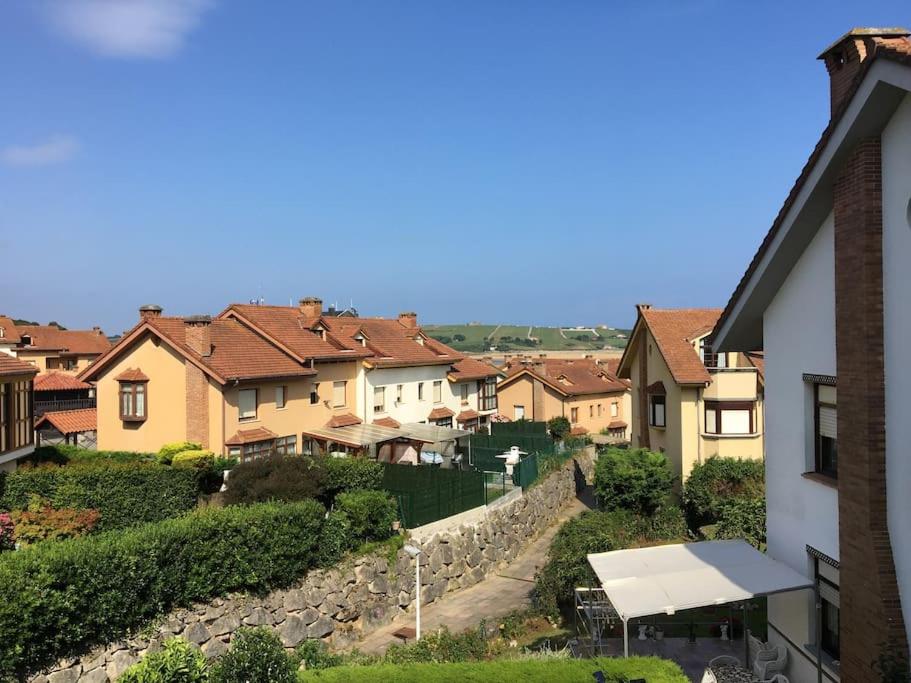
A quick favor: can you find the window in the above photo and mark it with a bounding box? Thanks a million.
[275,386,287,409]
[310,383,320,405]
[704,401,755,435]
[479,377,497,411]
[274,435,297,455]
[63,358,78,371]
[238,388,257,421]
[374,386,386,413]
[571,407,579,423]
[434,416,453,428]
[597,404,602,417]
[332,381,346,408]
[242,439,273,461]
[699,337,727,369]
[815,384,837,478]
[814,556,840,661]
[649,395,666,427]
[611,402,619,417]
[460,383,469,403]
[433,380,442,404]
[1,380,34,454]
[119,381,147,421]
[396,384,403,403]
[417,382,425,401]
[589,405,594,418]
[514,405,525,420]
[227,446,241,458]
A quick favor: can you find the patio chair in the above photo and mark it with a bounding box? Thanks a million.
[708,655,741,670]
[700,668,719,683]
[753,645,788,681]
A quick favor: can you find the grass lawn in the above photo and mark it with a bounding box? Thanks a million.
[424,324,630,353]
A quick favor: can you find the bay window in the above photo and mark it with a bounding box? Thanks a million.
[119,381,147,421]
[649,395,666,427]
[704,401,755,435]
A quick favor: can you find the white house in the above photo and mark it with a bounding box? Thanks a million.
[713,28,911,682]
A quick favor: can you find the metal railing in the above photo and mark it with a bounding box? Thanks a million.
[35,398,96,416]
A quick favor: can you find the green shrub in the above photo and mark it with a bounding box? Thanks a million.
[28,444,155,466]
[535,508,686,616]
[683,456,764,530]
[297,657,688,682]
[715,496,766,549]
[547,416,571,440]
[171,450,216,469]
[223,454,326,506]
[321,457,383,501]
[0,499,325,679]
[593,447,675,515]
[157,442,202,465]
[210,627,296,683]
[315,510,352,566]
[0,461,200,531]
[212,457,239,472]
[119,637,209,682]
[383,626,488,665]
[296,640,344,670]
[335,490,397,545]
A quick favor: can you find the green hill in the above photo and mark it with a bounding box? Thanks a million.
[424,323,629,353]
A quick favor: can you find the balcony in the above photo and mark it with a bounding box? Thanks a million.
[35,397,96,417]
[703,368,758,401]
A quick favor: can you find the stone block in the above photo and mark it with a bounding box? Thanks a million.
[48,667,82,683]
[209,613,240,637]
[201,638,229,660]
[80,668,110,683]
[279,615,308,647]
[307,616,335,639]
[184,621,211,645]
[105,651,136,681]
[243,607,274,626]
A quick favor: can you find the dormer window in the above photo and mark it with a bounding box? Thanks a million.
[699,337,726,369]
[20,334,31,346]
[416,336,425,346]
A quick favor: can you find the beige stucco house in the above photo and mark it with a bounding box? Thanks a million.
[617,305,764,481]
[2,322,110,374]
[496,356,631,440]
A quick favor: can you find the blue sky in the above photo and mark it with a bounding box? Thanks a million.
[2,1,908,334]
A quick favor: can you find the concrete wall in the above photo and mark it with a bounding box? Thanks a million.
[763,211,838,681]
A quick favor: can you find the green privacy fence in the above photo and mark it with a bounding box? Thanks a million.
[382,463,489,528]
[491,420,548,436]
[468,434,557,456]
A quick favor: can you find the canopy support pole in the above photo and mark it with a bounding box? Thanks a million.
[622,617,629,657]
[815,582,823,683]
[743,601,750,667]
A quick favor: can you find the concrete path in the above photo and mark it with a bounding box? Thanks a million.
[352,493,592,654]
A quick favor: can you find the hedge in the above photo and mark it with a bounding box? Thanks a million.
[683,456,764,530]
[321,457,383,500]
[593,447,675,515]
[27,444,156,465]
[0,461,200,530]
[297,657,688,682]
[334,490,397,544]
[0,500,325,678]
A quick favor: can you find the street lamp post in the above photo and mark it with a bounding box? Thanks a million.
[404,544,422,640]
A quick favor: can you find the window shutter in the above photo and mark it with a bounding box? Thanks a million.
[819,406,837,439]
[818,580,840,608]
[705,407,717,434]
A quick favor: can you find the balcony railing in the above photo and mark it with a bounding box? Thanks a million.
[35,398,96,417]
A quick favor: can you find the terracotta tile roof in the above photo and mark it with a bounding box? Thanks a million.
[14,325,110,355]
[639,308,721,385]
[0,354,38,378]
[321,317,462,369]
[428,406,455,420]
[716,34,911,341]
[221,304,370,362]
[502,357,629,397]
[647,381,667,395]
[0,317,20,343]
[448,357,501,382]
[225,427,278,446]
[608,419,628,430]
[745,351,765,379]
[35,408,96,434]
[114,368,149,382]
[374,416,401,428]
[570,426,589,436]
[326,413,362,428]
[456,409,479,422]
[34,372,91,392]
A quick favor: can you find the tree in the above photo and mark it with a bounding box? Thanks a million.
[593,447,675,516]
[547,416,571,440]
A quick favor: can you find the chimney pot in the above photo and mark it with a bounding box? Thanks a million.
[298,297,323,318]
[139,304,163,320]
[398,312,418,329]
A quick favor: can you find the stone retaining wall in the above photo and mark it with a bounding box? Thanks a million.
[33,452,591,683]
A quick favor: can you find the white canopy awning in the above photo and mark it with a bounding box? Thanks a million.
[587,539,813,622]
[399,423,470,443]
[302,424,432,448]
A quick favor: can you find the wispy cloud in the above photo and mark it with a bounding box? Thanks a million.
[45,0,213,59]
[1,135,80,167]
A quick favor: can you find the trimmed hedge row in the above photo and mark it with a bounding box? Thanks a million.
[683,456,764,530]
[0,461,200,530]
[0,500,325,678]
[297,657,688,682]
[27,444,156,465]
[593,447,675,516]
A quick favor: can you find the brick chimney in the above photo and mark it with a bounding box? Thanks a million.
[398,312,417,329]
[298,297,323,319]
[139,304,163,320]
[184,315,213,357]
[818,28,910,116]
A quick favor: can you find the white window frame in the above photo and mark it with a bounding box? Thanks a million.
[238,388,258,421]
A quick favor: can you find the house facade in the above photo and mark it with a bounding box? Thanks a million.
[0,354,38,472]
[1,321,110,374]
[496,356,631,440]
[617,306,764,481]
[712,28,911,681]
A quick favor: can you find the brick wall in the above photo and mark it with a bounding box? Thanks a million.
[638,328,650,448]
[834,137,908,676]
[185,363,209,448]
[822,37,871,116]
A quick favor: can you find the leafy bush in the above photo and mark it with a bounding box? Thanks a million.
[0,499,325,679]
[212,457,239,472]
[119,637,209,682]
[28,444,155,466]
[10,496,100,545]
[296,640,344,671]
[210,627,296,683]
[0,512,13,551]
[157,442,202,465]
[0,461,200,531]
[321,457,383,502]
[172,450,216,469]
[315,510,352,566]
[535,508,686,616]
[715,497,766,549]
[547,416,571,441]
[683,457,764,530]
[593,447,675,515]
[223,454,326,506]
[383,626,488,665]
[334,490,397,544]
[297,657,688,682]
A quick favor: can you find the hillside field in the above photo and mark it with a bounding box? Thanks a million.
[424,323,630,353]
